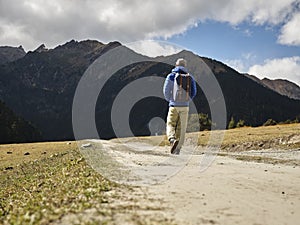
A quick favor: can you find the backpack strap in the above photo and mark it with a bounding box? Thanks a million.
[186,73,190,101]
[179,73,182,100]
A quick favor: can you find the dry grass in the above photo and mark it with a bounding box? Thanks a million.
[193,123,300,151]
[0,148,114,225]
[222,123,300,148]
[0,141,77,169]
[114,123,300,151]
[0,123,299,224]
[0,142,175,225]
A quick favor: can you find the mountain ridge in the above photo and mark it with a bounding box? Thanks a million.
[0,45,26,65]
[244,73,300,100]
[0,39,299,143]
[261,78,300,100]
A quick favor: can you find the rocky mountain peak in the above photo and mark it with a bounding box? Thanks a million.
[0,46,26,65]
[54,39,108,52]
[261,78,300,100]
[244,73,300,100]
[34,44,48,53]
[18,45,25,51]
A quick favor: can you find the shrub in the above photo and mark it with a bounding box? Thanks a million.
[228,117,235,129]
[187,113,212,132]
[263,118,277,126]
[236,119,245,128]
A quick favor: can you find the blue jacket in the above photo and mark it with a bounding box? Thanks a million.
[163,66,197,107]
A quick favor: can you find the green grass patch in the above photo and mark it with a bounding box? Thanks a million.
[0,148,114,225]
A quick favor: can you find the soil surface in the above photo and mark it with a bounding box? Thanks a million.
[77,138,300,225]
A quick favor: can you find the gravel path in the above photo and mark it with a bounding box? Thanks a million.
[77,139,300,225]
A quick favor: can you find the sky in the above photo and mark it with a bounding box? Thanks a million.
[0,0,299,85]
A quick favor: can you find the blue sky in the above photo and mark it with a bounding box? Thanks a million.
[0,0,299,85]
[169,21,283,62]
[166,21,300,73]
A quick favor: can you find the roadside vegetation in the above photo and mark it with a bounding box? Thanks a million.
[0,143,174,225]
[194,123,300,151]
[0,144,114,225]
[0,123,299,224]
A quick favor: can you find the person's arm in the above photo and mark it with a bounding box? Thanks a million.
[190,76,197,99]
[163,74,173,102]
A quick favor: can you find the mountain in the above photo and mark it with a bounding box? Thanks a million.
[244,74,261,84]
[244,74,300,100]
[0,46,26,65]
[261,78,300,100]
[0,39,121,141]
[0,39,299,143]
[0,100,41,143]
[34,44,49,53]
[187,56,300,127]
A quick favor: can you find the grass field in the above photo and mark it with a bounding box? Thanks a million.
[0,144,116,224]
[0,123,299,224]
[192,123,300,150]
[0,143,173,224]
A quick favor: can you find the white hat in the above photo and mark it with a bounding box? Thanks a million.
[175,58,187,67]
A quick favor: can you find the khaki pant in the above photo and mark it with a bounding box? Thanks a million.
[166,106,189,149]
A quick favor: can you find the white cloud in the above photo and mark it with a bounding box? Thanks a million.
[224,59,247,72]
[278,12,300,46]
[209,0,295,25]
[0,22,35,47]
[224,52,257,73]
[247,0,295,25]
[248,57,300,86]
[125,40,183,57]
[0,0,298,50]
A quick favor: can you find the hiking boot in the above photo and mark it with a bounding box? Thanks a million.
[173,148,181,155]
[170,139,179,154]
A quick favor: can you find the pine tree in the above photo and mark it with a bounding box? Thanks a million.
[228,116,235,129]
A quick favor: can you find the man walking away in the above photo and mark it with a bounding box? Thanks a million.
[163,58,197,154]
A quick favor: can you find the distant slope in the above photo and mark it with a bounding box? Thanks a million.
[0,40,299,142]
[261,78,300,100]
[96,49,300,138]
[244,74,300,100]
[172,53,300,127]
[0,40,121,141]
[0,46,26,65]
[0,100,41,144]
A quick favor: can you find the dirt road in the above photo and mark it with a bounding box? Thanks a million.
[151,155,300,225]
[79,139,300,225]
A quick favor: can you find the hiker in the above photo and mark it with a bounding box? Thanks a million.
[163,58,197,154]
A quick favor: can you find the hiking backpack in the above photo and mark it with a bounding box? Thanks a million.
[173,73,192,102]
